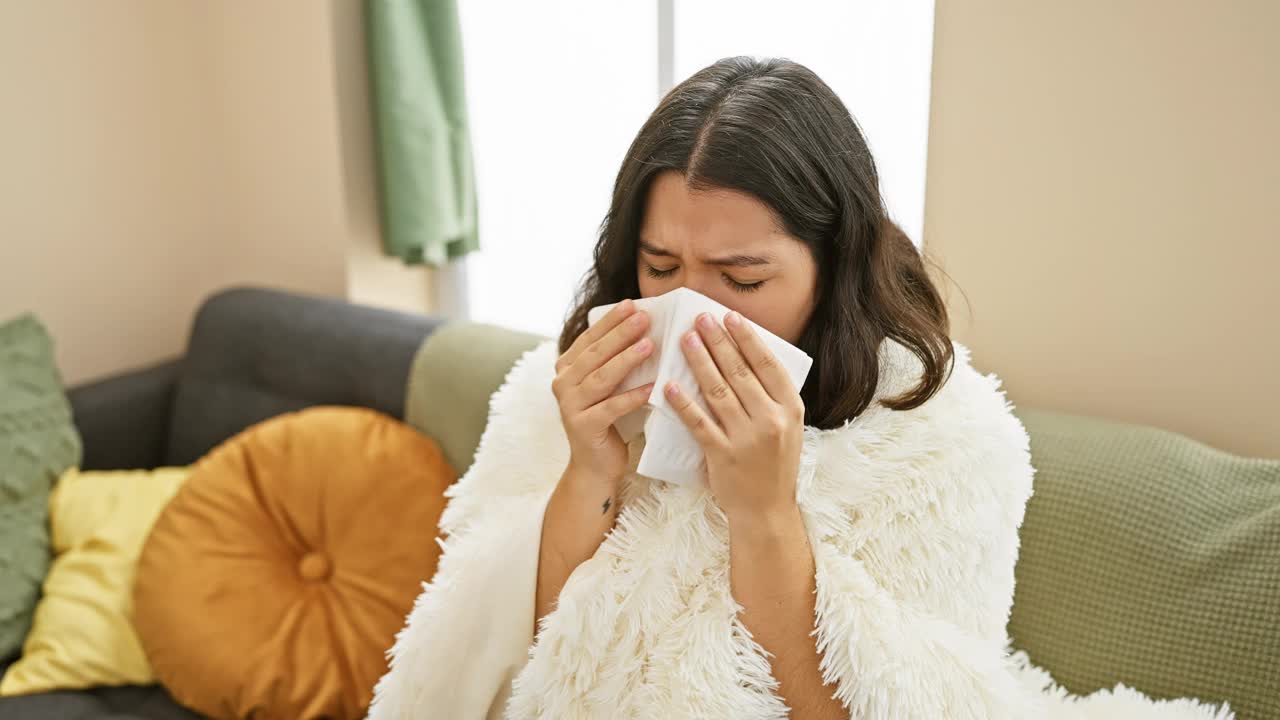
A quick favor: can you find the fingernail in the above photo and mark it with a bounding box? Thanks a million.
[666,382,680,397]
[629,312,646,327]
[684,331,701,348]
[697,313,713,330]
[620,298,633,312]
[634,337,651,353]
[726,311,741,327]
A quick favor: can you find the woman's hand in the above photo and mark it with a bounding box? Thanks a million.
[540,299,655,628]
[664,310,805,520]
[553,298,655,484]
[663,312,844,718]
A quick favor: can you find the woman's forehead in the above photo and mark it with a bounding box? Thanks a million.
[640,172,788,253]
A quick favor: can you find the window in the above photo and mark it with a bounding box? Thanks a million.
[455,1,934,334]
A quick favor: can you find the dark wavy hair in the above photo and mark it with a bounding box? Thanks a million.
[558,56,953,430]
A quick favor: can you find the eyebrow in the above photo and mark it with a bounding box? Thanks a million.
[638,240,776,268]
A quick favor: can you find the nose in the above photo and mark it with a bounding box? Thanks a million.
[678,279,714,301]
[677,280,733,314]
[676,269,718,298]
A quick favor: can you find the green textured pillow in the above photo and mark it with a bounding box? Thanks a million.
[1010,409,1279,719]
[0,314,82,659]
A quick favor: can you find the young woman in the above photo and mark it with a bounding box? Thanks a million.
[369,57,1234,720]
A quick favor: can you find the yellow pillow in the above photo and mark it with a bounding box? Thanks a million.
[0,466,187,695]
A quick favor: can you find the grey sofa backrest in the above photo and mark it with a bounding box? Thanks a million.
[165,287,444,466]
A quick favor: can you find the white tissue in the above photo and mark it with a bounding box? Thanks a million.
[586,287,813,486]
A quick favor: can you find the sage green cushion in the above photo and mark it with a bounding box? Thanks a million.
[405,322,545,476]
[1010,409,1278,719]
[0,314,82,659]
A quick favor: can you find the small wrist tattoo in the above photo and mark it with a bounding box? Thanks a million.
[602,497,613,514]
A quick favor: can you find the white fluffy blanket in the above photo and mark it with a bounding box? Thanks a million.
[367,338,1234,720]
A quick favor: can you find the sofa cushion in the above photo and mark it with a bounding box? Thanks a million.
[165,288,442,466]
[1009,409,1279,719]
[135,406,454,720]
[0,314,82,660]
[0,674,202,720]
[67,359,180,472]
[1,467,187,696]
[405,322,545,476]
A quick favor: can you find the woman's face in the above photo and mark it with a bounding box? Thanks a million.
[637,170,818,344]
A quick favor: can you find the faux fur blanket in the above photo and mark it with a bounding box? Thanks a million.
[367,338,1234,719]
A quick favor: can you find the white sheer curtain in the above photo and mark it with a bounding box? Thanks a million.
[453,0,657,335]
[451,1,935,333]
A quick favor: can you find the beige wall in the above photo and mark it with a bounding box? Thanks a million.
[924,1,1279,458]
[0,2,228,386]
[0,1,430,386]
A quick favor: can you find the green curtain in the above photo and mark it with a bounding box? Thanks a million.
[366,0,479,267]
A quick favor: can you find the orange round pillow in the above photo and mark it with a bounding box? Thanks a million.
[134,406,454,720]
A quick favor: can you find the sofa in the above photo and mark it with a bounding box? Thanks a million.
[0,286,1273,719]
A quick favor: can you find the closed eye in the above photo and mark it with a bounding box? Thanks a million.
[644,264,766,294]
[725,276,766,293]
[644,265,677,280]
